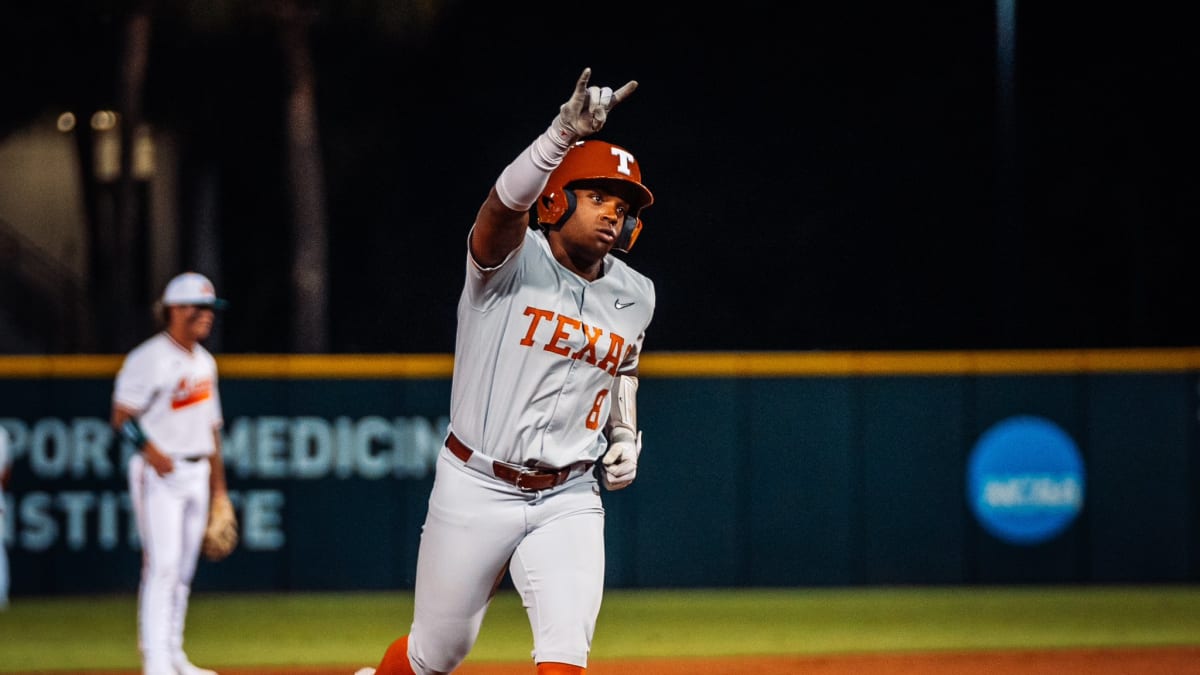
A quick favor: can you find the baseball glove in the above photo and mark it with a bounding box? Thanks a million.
[202,493,238,561]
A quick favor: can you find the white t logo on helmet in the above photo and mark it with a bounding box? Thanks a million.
[611,147,636,177]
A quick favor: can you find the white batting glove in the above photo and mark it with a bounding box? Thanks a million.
[601,427,642,491]
[549,67,638,147]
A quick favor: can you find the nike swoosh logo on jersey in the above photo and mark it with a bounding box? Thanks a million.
[614,299,635,310]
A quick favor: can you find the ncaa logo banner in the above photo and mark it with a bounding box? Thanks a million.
[967,415,1086,545]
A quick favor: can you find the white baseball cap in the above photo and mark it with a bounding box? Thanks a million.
[162,272,228,309]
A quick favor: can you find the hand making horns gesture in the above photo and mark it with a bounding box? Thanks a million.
[556,67,638,139]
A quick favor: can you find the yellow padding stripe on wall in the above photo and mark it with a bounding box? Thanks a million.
[641,349,1200,377]
[2,348,1200,379]
[0,354,454,379]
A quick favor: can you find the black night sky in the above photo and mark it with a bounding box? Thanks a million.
[1,2,1197,354]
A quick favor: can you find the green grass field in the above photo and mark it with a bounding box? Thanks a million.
[2,585,1199,672]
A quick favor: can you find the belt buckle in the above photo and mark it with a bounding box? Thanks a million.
[514,468,542,492]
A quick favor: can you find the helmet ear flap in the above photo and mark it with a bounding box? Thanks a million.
[557,190,577,227]
[536,188,576,230]
[614,216,642,253]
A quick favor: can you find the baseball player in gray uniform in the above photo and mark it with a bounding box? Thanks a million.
[113,272,231,675]
[357,67,653,675]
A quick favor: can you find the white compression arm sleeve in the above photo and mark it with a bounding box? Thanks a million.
[494,119,576,211]
[606,374,639,436]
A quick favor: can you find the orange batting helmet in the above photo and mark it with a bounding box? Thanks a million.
[536,140,654,252]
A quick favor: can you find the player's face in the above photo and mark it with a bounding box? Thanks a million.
[560,186,632,259]
[171,305,215,342]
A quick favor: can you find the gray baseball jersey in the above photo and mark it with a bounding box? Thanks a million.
[448,227,654,468]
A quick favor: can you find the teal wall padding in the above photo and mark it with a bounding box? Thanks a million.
[1,365,1195,594]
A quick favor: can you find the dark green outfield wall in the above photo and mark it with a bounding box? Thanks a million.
[2,351,1197,595]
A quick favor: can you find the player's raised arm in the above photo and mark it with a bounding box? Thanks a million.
[471,67,638,267]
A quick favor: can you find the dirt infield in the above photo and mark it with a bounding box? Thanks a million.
[62,646,1200,675]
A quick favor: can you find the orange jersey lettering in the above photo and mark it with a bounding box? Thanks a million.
[171,377,213,410]
[521,305,627,375]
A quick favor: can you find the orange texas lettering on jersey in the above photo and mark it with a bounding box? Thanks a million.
[521,306,631,376]
[169,376,214,410]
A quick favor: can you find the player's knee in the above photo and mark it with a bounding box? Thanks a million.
[145,554,183,580]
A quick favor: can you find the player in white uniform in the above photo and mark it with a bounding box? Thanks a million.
[357,68,653,675]
[112,272,231,675]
